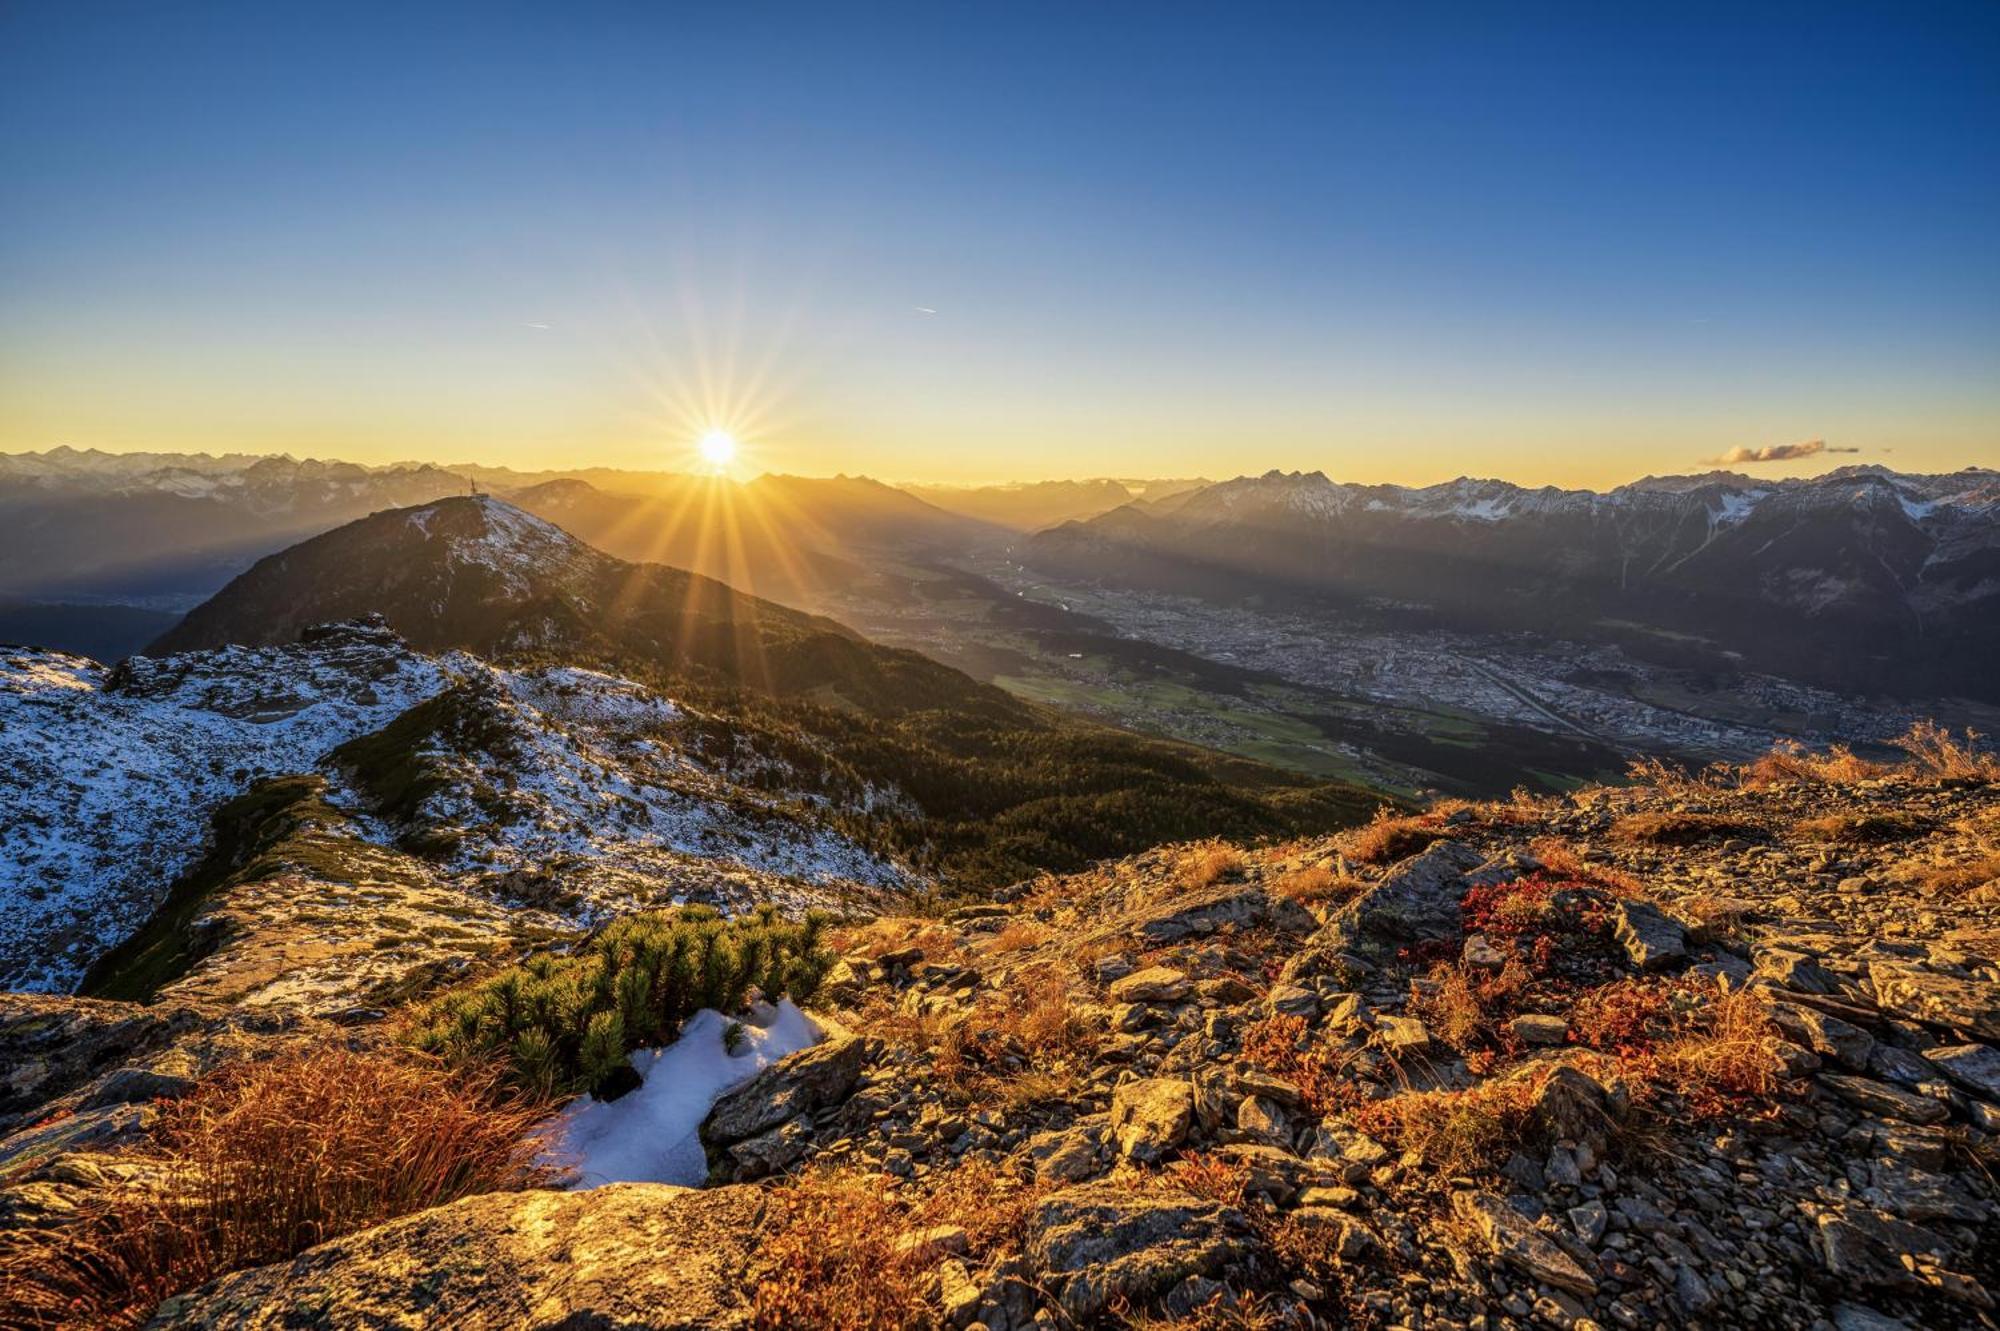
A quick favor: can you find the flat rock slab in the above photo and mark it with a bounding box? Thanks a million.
[150,1183,767,1330]
[1453,1190,1597,1296]
[1926,1043,2000,1102]
[1109,966,1191,1003]
[1612,900,1687,972]
[1110,1076,1194,1162]
[701,1029,863,1148]
[1870,963,2000,1041]
[1028,1180,1250,1317]
[1319,840,1486,959]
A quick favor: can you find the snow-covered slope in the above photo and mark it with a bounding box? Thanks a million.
[0,617,916,993]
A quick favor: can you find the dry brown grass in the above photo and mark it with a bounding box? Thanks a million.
[868,966,1099,1109]
[1680,893,1756,945]
[1609,811,1756,846]
[1640,987,1786,1118]
[1183,842,1247,889]
[752,1161,1044,1330]
[1740,740,1884,787]
[0,1049,548,1330]
[1270,864,1362,910]
[1526,836,1643,895]
[986,920,1048,954]
[1791,811,1931,845]
[1351,1073,1550,1176]
[1891,721,2000,781]
[1626,754,1735,795]
[1904,855,2000,900]
[1114,1291,1286,1331]
[1239,1014,1360,1116]
[1341,807,1447,865]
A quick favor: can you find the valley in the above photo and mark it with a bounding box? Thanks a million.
[819,549,1996,801]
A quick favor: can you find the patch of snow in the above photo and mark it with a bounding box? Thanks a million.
[0,634,452,992]
[547,1000,821,1187]
[1898,493,1939,522]
[1710,490,1767,525]
[1452,495,1512,522]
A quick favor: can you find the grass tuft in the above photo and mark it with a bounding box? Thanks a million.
[0,1049,546,1330]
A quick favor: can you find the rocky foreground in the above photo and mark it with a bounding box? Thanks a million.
[4,761,1998,1329]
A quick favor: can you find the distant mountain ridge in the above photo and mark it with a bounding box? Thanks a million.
[1025,465,2000,699]
[149,494,1375,890]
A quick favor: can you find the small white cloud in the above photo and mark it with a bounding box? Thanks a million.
[1703,438,1859,465]
[524,321,552,330]
[914,306,937,315]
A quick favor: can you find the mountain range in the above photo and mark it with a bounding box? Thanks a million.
[1,493,1372,990]
[1024,466,2000,700]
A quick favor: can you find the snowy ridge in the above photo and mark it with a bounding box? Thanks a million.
[0,617,918,994]
[1170,465,1998,532]
[0,621,453,991]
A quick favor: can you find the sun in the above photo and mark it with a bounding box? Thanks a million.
[697,428,738,470]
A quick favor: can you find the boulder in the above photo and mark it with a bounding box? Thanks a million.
[1869,963,2000,1040]
[1110,1077,1195,1162]
[1612,900,1687,972]
[1026,1181,1251,1317]
[1452,1191,1597,1296]
[150,1183,767,1329]
[1109,966,1192,1004]
[1509,1014,1569,1046]
[701,1029,863,1151]
[1022,1120,1108,1183]
[1315,840,1485,960]
[1926,1043,2000,1103]
[1817,1073,1950,1125]
[725,1115,816,1180]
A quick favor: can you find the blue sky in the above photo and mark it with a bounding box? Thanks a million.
[2,1,1995,484]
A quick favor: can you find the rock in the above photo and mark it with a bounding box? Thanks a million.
[1316,841,1485,959]
[1463,933,1506,971]
[1569,1199,1608,1245]
[1510,1014,1569,1046]
[1753,944,1842,995]
[1869,963,2000,1040]
[1285,1206,1378,1260]
[701,1029,863,1150]
[1813,1203,1962,1297]
[1110,1077,1195,1162]
[1832,1304,1914,1331]
[1773,1003,1876,1071]
[149,1183,766,1329]
[1374,1015,1431,1053]
[1027,1181,1250,1318]
[76,1064,198,1110]
[1235,1094,1290,1148]
[1925,1043,2000,1102]
[1818,1073,1951,1125]
[1123,885,1276,947]
[1452,1191,1597,1296]
[1496,1056,1618,1150]
[1023,1122,1106,1183]
[1611,900,1687,972]
[725,1115,815,1179]
[1265,982,1318,1017]
[893,1224,969,1262]
[1109,967,1192,1004]
[1094,954,1136,984]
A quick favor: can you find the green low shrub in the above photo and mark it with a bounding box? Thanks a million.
[407,904,831,1096]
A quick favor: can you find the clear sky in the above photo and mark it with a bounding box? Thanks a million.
[2,2,1995,487]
